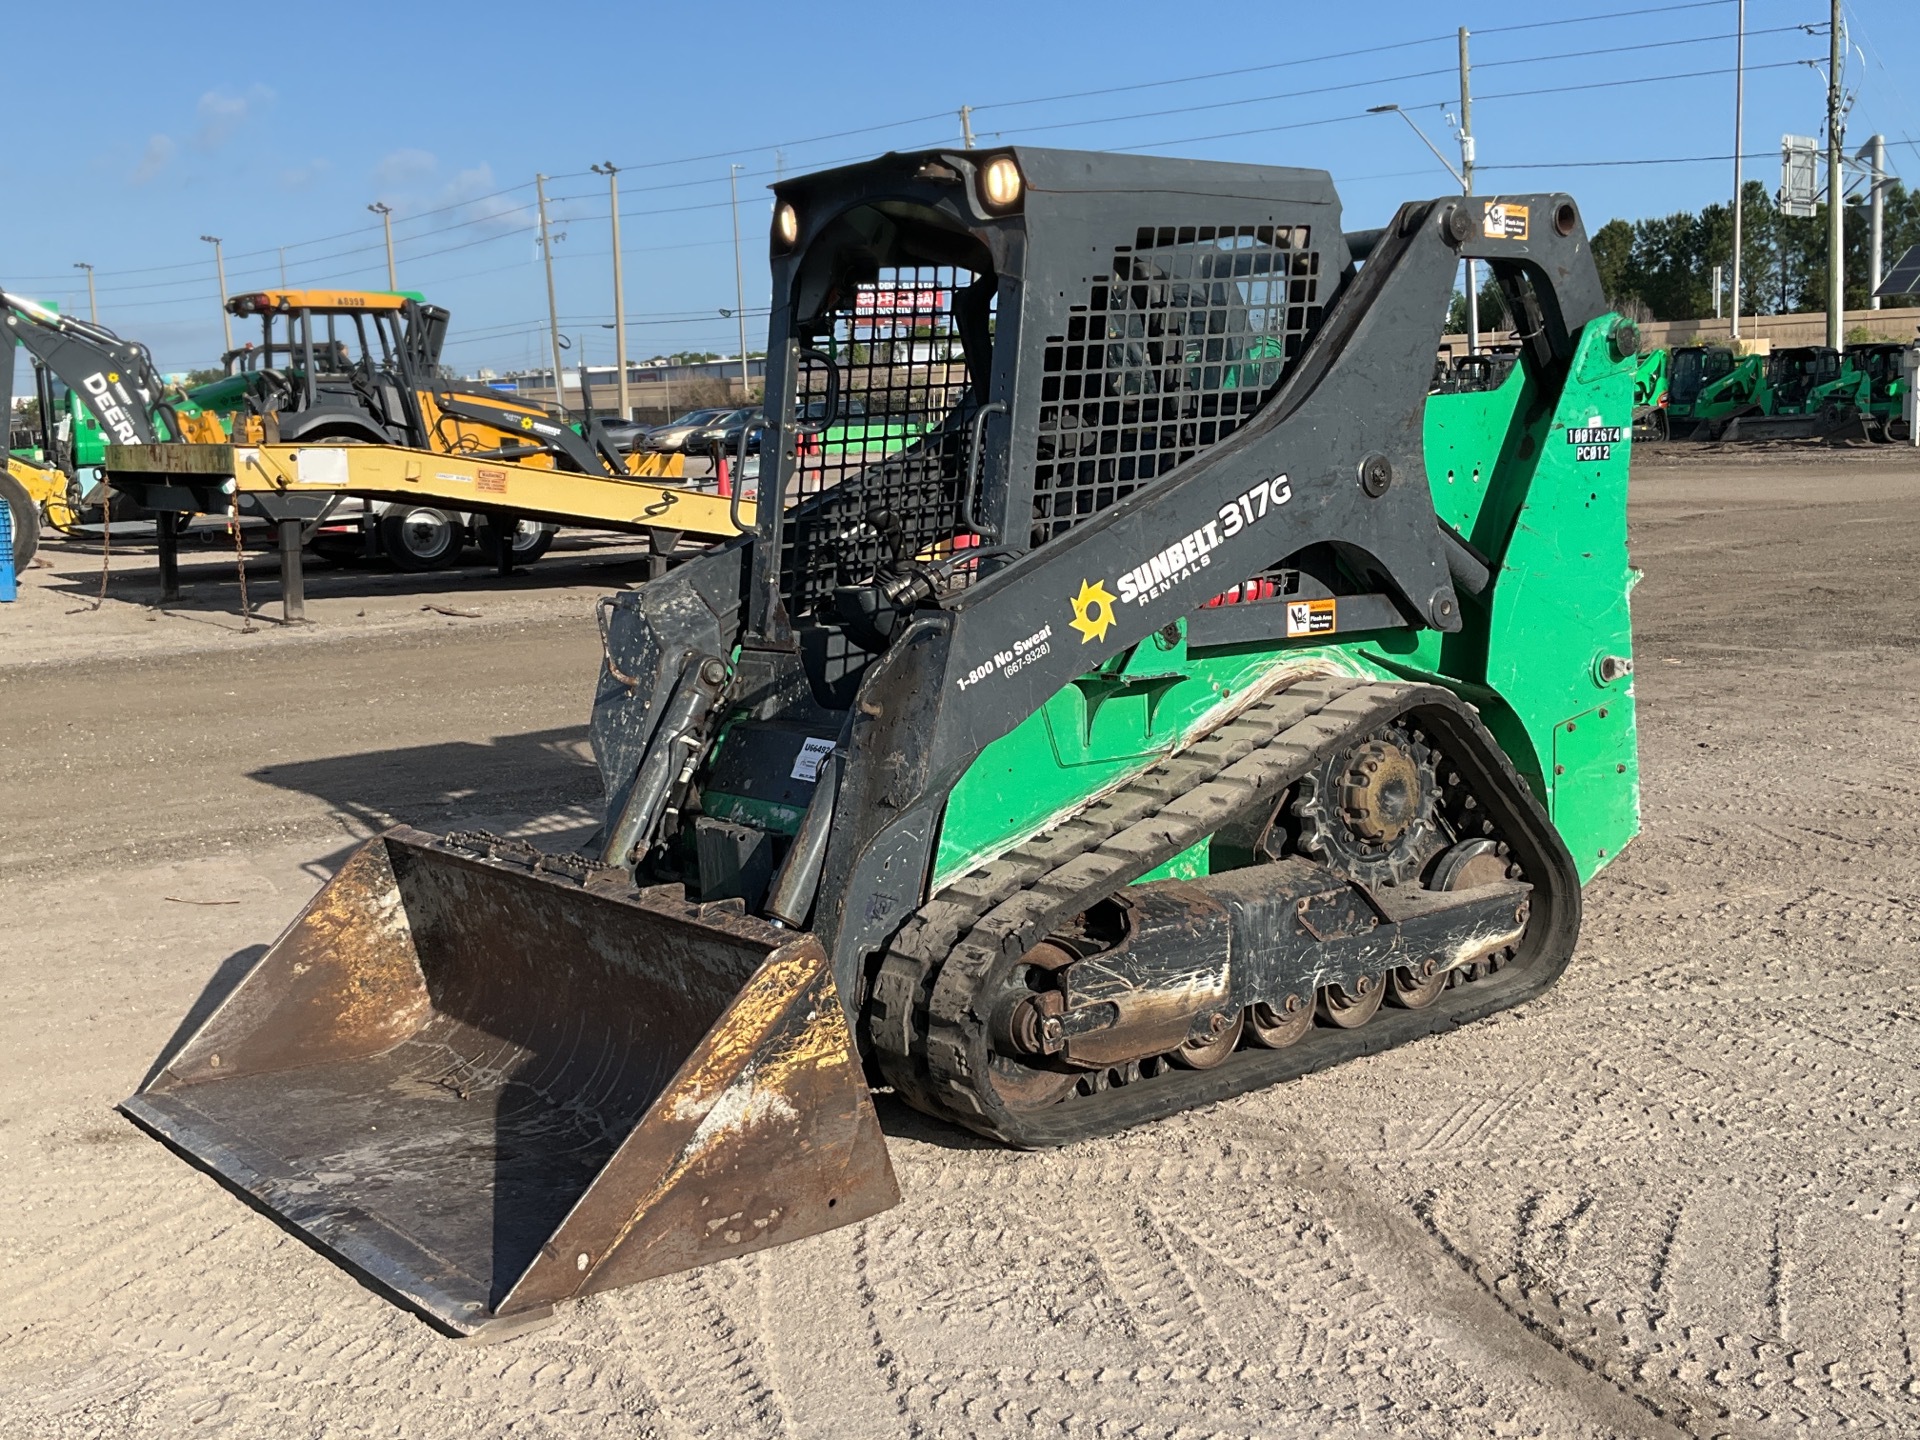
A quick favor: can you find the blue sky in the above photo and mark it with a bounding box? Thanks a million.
[6,0,1914,386]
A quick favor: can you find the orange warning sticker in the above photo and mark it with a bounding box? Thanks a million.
[1285,597,1336,638]
[1483,201,1529,241]
[475,467,509,495]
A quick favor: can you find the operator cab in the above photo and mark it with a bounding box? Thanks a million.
[224,289,448,438]
[759,149,1347,693]
[1667,345,1734,407]
[1846,342,1905,401]
[1765,346,1841,408]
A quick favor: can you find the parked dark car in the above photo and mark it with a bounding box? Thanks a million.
[690,407,765,456]
[642,408,741,453]
[595,417,650,453]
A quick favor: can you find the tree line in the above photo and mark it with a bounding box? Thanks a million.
[1450,179,1920,330]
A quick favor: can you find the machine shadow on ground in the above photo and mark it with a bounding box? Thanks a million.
[38,540,663,616]
[247,727,602,856]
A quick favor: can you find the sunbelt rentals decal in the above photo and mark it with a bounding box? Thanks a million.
[1070,474,1293,644]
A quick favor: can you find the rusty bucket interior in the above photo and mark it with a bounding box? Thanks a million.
[121,827,898,1335]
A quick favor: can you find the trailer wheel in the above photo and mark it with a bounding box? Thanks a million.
[476,515,555,569]
[379,506,465,571]
[0,471,42,571]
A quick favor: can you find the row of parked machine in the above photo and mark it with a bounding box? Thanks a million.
[1430,330,1919,445]
[1631,336,1919,443]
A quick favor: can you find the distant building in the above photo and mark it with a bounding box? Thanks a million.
[488,355,767,418]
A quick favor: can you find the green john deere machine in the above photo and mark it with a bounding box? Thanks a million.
[1717,345,1848,440]
[124,148,1640,1337]
[1667,343,1758,438]
[3,290,233,543]
[1842,341,1912,441]
[1631,346,1669,438]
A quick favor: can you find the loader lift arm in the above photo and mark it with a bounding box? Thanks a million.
[2,288,176,453]
[707,166,1615,1002]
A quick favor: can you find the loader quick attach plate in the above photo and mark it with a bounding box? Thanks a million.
[120,828,898,1336]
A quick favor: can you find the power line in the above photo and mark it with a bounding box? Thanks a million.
[9,2,1811,296]
[1475,57,1812,106]
[1477,0,1734,34]
[1479,148,1789,171]
[984,28,1818,146]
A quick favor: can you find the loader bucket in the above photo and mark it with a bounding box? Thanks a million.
[120,827,899,1336]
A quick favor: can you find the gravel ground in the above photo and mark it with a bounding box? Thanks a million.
[3,447,1918,1438]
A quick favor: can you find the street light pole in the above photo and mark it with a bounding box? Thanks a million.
[593,162,631,420]
[1367,102,1474,347]
[1730,0,1745,339]
[1864,134,1886,309]
[368,202,396,289]
[1824,0,1844,349]
[1458,28,1478,355]
[73,262,97,323]
[535,174,568,418]
[729,164,750,402]
[200,235,232,353]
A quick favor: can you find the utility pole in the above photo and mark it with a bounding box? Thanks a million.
[73,262,97,323]
[593,162,631,419]
[535,175,568,417]
[368,202,396,289]
[1730,0,1745,339]
[278,247,287,286]
[1863,134,1886,309]
[201,235,232,353]
[960,105,976,149]
[729,164,749,401]
[1824,0,1844,349]
[1458,28,1479,355]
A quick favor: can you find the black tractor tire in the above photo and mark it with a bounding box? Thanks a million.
[0,471,41,571]
[378,506,467,572]
[475,514,556,569]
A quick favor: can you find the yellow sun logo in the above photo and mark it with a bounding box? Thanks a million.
[107,372,120,383]
[1069,578,1117,644]
[520,416,535,430]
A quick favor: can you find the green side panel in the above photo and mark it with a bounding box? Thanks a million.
[931,629,1390,890]
[928,317,1641,895]
[67,396,106,468]
[1549,700,1638,870]
[1486,328,1639,878]
[1371,318,1640,880]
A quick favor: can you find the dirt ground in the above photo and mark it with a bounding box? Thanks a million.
[4,447,1919,1438]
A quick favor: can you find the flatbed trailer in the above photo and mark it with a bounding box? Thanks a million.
[105,440,754,618]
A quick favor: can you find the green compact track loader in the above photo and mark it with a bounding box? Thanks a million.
[124,148,1641,1337]
[1631,346,1668,438]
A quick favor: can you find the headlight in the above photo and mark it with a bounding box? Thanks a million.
[773,202,800,250]
[978,155,1023,212]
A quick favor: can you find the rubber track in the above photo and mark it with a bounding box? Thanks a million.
[867,676,1577,1146]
